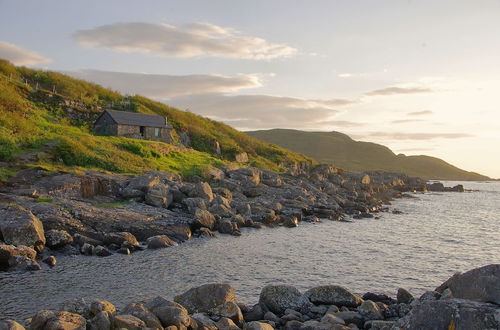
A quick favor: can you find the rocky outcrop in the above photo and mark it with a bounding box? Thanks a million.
[0,205,45,250]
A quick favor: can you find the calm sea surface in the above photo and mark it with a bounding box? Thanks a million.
[1,181,499,320]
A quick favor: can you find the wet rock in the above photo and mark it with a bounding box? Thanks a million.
[94,246,112,257]
[435,263,500,304]
[112,314,146,330]
[282,216,298,228]
[146,235,178,249]
[30,310,86,330]
[8,255,41,271]
[103,232,138,247]
[395,298,500,330]
[243,321,274,330]
[90,299,116,315]
[259,285,310,315]
[43,256,57,267]
[45,230,73,249]
[80,243,94,255]
[357,300,383,320]
[174,283,236,314]
[116,247,130,255]
[0,320,25,330]
[0,204,45,250]
[305,286,363,307]
[122,303,161,328]
[218,220,240,235]
[193,209,216,230]
[396,288,414,304]
[0,244,36,266]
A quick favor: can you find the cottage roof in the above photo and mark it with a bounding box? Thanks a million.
[101,109,168,128]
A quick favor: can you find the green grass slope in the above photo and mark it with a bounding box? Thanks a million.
[247,129,490,181]
[0,59,313,180]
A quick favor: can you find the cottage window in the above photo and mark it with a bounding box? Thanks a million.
[154,128,160,137]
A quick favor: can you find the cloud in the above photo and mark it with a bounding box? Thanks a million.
[312,98,359,106]
[337,73,353,78]
[362,132,473,140]
[407,110,433,116]
[166,94,339,129]
[366,87,433,96]
[391,119,426,124]
[72,22,296,60]
[66,69,261,98]
[0,41,51,66]
[319,120,366,127]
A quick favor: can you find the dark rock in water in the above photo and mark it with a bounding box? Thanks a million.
[305,285,363,307]
[117,247,131,255]
[0,244,36,267]
[397,288,414,304]
[8,255,41,271]
[259,285,310,315]
[0,319,25,330]
[282,216,299,228]
[94,245,112,257]
[395,299,500,330]
[427,182,446,191]
[43,256,57,267]
[361,292,396,305]
[435,264,500,304]
[146,235,178,249]
[392,209,403,214]
[45,229,73,249]
[0,204,46,250]
[30,310,86,330]
[80,243,94,256]
[174,283,236,314]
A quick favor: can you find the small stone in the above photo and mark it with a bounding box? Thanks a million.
[117,247,131,255]
[43,256,57,267]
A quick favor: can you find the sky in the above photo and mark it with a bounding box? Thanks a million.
[0,0,499,178]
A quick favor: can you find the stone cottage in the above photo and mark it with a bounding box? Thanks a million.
[94,109,173,143]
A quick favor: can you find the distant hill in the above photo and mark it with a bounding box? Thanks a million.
[246,129,490,181]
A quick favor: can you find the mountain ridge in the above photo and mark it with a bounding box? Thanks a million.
[246,128,490,181]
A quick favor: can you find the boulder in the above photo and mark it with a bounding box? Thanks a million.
[126,176,160,192]
[59,298,90,318]
[209,301,244,327]
[282,216,298,228]
[90,299,116,315]
[122,302,162,328]
[218,220,239,235]
[0,244,36,266]
[259,285,310,315]
[193,209,216,230]
[243,321,274,330]
[332,311,364,328]
[146,235,178,249]
[29,310,86,330]
[103,232,138,247]
[395,298,500,330]
[209,204,234,218]
[73,234,103,247]
[111,314,146,330]
[0,204,45,250]
[319,314,345,325]
[189,182,214,202]
[243,304,265,322]
[305,286,363,307]
[145,183,172,208]
[88,311,111,330]
[191,313,218,330]
[94,246,112,257]
[43,256,57,267]
[357,300,383,320]
[234,152,249,163]
[183,198,207,214]
[396,288,414,304]
[174,283,236,314]
[144,296,190,327]
[0,320,25,330]
[216,317,240,330]
[8,255,41,271]
[435,264,500,304]
[45,230,73,249]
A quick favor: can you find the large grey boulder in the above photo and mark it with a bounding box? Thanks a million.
[193,209,216,230]
[145,183,172,208]
[143,296,190,328]
[122,302,162,328]
[305,285,363,307]
[436,264,500,304]
[189,182,214,202]
[29,310,86,330]
[259,285,310,315]
[0,204,45,250]
[395,299,500,330]
[209,301,244,327]
[45,230,73,249]
[174,283,236,314]
[357,300,383,320]
[146,235,178,249]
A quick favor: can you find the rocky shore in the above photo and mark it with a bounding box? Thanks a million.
[0,164,466,272]
[1,264,498,330]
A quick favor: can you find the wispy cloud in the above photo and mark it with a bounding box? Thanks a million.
[362,132,473,140]
[407,110,433,116]
[319,120,366,127]
[72,22,296,60]
[391,119,426,124]
[366,87,433,96]
[337,73,353,78]
[167,94,339,129]
[66,70,261,98]
[0,41,51,66]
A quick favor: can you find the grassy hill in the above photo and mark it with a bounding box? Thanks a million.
[246,129,490,181]
[0,59,313,181]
